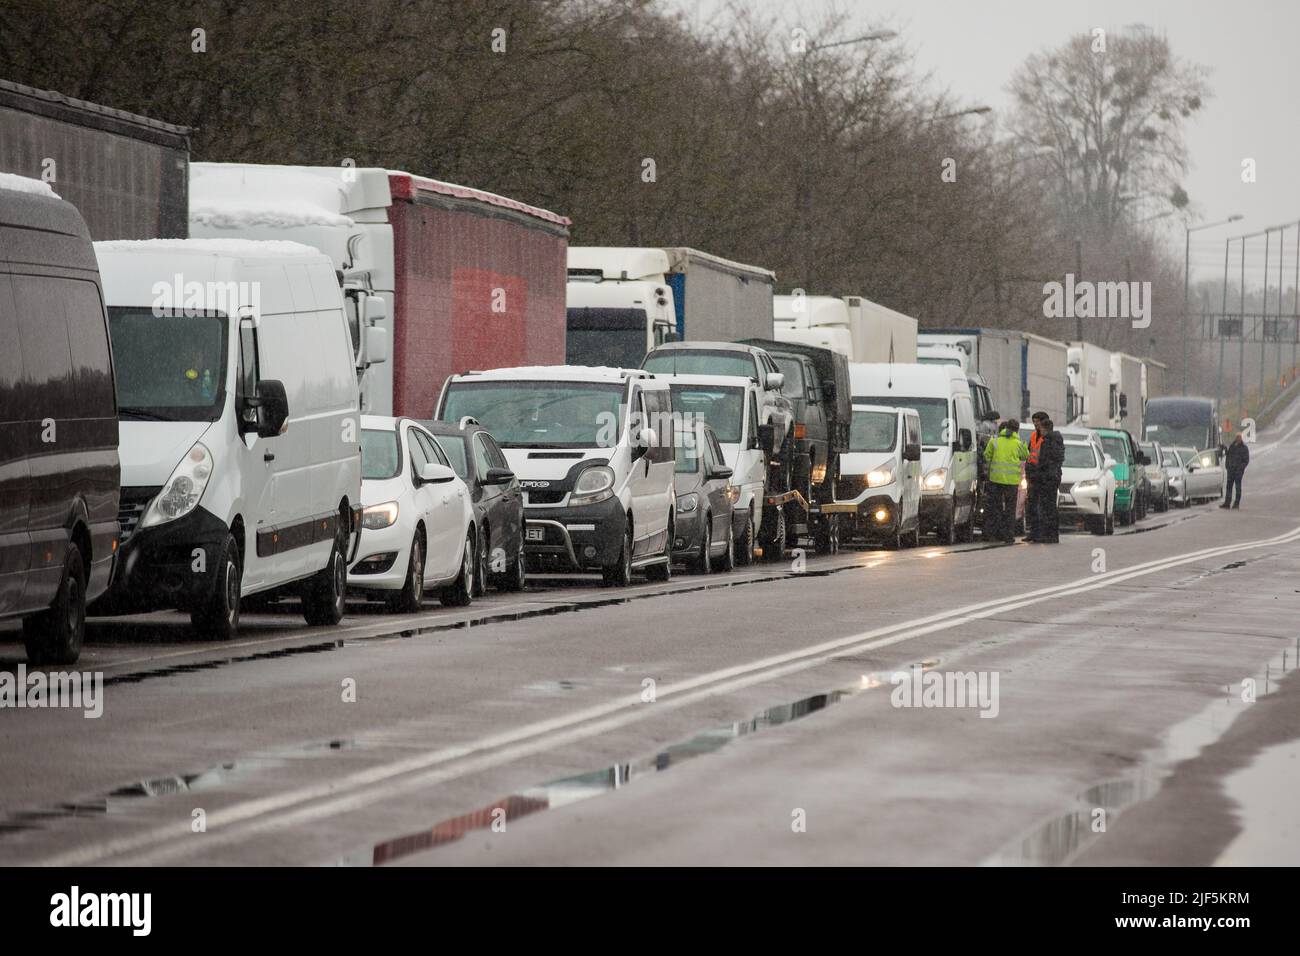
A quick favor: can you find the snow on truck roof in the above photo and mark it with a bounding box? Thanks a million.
[190,198,354,230]
[451,365,656,384]
[567,246,774,281]
[95,237,327,259]
[0,171,60,199]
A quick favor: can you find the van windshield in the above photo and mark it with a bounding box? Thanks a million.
[854,396,948,446]
[107,308,228,421]
[441,381,626,448]
[772,357,805,399]
[669,385,743,443]
[643,350,756,379]
[850,411,897,452]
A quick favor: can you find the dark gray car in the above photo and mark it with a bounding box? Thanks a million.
[671,421,735,573]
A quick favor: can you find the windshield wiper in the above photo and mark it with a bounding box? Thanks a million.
[119,406,178,422]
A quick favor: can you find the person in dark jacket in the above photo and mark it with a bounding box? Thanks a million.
[1221,432,1250,509]
[1026,418,1064,542]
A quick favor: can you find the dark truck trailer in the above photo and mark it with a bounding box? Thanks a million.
[740,338,852,555]
[0,80,190,240]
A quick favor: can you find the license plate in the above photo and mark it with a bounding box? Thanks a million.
[526,527,544,542]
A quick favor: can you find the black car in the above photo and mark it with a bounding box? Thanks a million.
[419,418,525,593]
[671,421,735,573]
[1,177,121,664]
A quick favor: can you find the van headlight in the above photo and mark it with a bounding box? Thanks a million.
[866,465,894,488]
[140,442,214,529]
[361,501,400,529]
[676,493,699,514]
[570,465,616,506]
[922,468,947,491]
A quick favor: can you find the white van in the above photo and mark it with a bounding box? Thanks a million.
[661,373,768,563]
[92,238,364,637]
[850,363,978,543]
[828,405,923,548]
[436,366,675,586]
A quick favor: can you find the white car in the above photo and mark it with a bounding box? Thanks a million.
[349,416,476,610]
[1056,428,1117,535]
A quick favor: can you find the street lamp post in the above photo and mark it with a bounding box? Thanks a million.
[1183,214,1243,394]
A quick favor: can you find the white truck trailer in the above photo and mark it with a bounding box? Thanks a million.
[1067,342,1115,429]
[774,293,917,363]
[919,329,1068,424]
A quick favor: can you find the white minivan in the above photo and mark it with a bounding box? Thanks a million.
[829,404,923,548]
[92,238,366,638]
[662,374,768,563]
[850,363,978,543]
[436,366,676,586]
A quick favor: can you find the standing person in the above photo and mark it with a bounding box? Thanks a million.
[1222,432,1250,509]
[1023,411,1048,541]
[983,419,1028,544]
[1032,418,1064,542]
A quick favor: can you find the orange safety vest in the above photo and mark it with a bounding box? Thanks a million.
[1029,430,1043,465]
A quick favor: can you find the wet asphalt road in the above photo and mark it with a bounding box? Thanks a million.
[3,405,1300,867]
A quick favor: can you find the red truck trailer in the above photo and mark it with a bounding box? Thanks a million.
[190,163,571,416]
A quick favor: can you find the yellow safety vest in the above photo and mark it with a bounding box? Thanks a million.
[984,431,1028,485]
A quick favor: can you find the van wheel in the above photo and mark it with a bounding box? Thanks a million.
[23,543,87,665]
[602,520,634,587]
[761,505,786,562]
[440,533,475,607]
[388,532,425,613]
[937,508,956,545]
[191,535,242,639]
[303,530,347,626]
[736,513,756,566]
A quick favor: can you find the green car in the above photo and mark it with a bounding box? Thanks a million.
[1095,428,1147,525]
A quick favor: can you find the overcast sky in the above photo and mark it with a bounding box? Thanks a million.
[673,0,1299,285]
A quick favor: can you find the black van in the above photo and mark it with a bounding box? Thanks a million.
[0,176,120,664]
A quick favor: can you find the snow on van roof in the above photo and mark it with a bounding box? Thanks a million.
[190,198,354,229]
[94,237,326,259]
[453,365,651,383]
[658,372,758,388]
[0,171,60,199]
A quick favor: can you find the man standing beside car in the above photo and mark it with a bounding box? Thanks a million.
[1222,432,1250,510]
[1023,411,1048,541]
[1028,418,1063,543]
[984,419,1028,544]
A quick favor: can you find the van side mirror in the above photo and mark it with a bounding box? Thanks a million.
[821,381,836,401]
[709,465,734,480]
[756,423,776,456]
[631,425,656,461]
[362,325,388,365]
[982,409,1000,422]
[765,372,784,391]
[904,442,922,461]
[252,380,289,437]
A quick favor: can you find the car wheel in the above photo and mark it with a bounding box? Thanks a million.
[439,533,475,607]
[736,512,756,566]
[716,522,736,572]
[387,531,425,613]
[503,546,527,592]
[303,527,347,626]
[602,518,634,587]
[23,542,87,665]
[191,534,242,639]
[473,529,490,598]
[696,516,713,574]
[1105,509,1115,535]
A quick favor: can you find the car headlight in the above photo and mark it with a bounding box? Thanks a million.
[140,442,213,529]
[361,501,399,529]
[922,468,947,491]
[1072,480,1100,495]
[676,492,699,514]
[866,465,894,488]
[570,465,615,506]
[725,484,740,503]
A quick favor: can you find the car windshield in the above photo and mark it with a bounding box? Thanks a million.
[440,380,626,449]
[1100,436,1128,463]
[1139,443,1158,464]
[107,307,228,421]
[361,428,401,480]
[772,357,805,399]
[644,350,756,380]
[437,434,470,480]
[855,396,948,446]
[669,385,743,444]
[1063,443,1098,468]
[849,410,897,452]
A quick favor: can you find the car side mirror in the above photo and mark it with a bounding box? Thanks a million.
[253,379,289,437]
[418,462,456,484]
[1103,454,1116,469]
[709,465,734,480]
[904,442,922,462]
[756,423,776,456]
[482,467,515,485]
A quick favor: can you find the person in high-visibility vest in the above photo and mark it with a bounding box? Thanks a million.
[983,419,1028,544]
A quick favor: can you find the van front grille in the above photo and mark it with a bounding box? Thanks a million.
[117,486,161,543]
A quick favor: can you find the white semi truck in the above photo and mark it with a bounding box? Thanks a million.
[565,246,775,368]
[1067,342,1114,428]
[919,329,1068,424]
[775,293,917,363]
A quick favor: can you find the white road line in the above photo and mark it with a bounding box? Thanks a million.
[37,521,1300,866]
